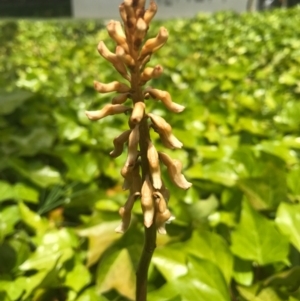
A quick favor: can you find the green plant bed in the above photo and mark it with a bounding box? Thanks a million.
[1,7,300,301]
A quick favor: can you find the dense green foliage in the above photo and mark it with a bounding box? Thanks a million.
[1,7,300,301]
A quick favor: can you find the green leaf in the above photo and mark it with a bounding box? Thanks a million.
[182,231,233,284]
[0,205,20,242]
[148,257,230,301]
[0,181,15,202]
[152,246,187,281]
[275,203,300,252]
[65,262,91,292]
[76,288,109,301]
[96,249,136,301]
[62,152,99,183]
[13,183,39,203]
[0,89,33,115]
[0,276,26,301]
[8,158,62,188]
[233,257,253,286]
[19,228,76,271]
[18,202,49,234]
[231,200,289,265]
[11,128,55,156]
[287,166,300,199]
[0,243,17,274]
[263,266,300,292]
[78,221,121,267]
[237,285,282,301]
[186,161,237,186]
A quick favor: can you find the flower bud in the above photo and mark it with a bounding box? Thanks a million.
[147,140,162,189]
[159,152,192,190]
[139,27,168,59]
[148,113,183,149]
[134,18,148,47]
[115,192,140,233]
[140,66,163,83]
[121,124,140,177]
[110,129,131,158]
[119,3,127,25]
[116,46,135,67]
[144,0,158,25]
[153,192,174,235]
[131,101,145,125]
[107,20,129,52]
[130,162,142,194]
[160,182,170,203]
[124,0,136,30]
[94,81,130,93]
[85,104,130,121]
[141,175,155,227]
[144,87,185,113]
[153,191,167,213]
[97,42,128,78]
[112,93,129,104]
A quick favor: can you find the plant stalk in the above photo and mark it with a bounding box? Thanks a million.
[130,66,157,301]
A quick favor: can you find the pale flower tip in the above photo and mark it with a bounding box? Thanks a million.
[85,110,100,121]
[144,216,153,228]
[157,226,167,235]
[115,224,125,233]
[153,179,162,190]
[175,105,185,113]
[166,215,176,224]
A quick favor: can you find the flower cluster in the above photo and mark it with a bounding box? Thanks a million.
[86,0,191,234]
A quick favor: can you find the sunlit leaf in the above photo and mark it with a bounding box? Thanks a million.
[182,231,233,284]
[276,203,300,252]
[148,257,230,301]
[96,249,136,301]
[231,200,289,265]
[78,221,120,267]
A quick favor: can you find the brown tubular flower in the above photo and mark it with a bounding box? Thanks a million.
[86,0,191,236]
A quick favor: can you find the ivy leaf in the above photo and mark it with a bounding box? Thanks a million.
[148,257,230,301]
[231,200,289,265]
[275,203,300,252]
[182,231,233,284]
[96,249,136,301]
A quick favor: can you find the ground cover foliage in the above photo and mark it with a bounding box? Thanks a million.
[0,7,300,301]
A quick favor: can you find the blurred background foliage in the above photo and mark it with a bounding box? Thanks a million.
[1,7,300,301]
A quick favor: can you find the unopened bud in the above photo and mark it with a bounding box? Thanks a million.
[144,87,185,113]
[130,162,142,194]
[121,124,140,177]
[147,140,162,189]
[143,0,158,25]
[107,20,129,52]
[154,192,174,235]
[110,129,131,158]
[112,93,129,104]
[97,42,129,79]
[131,102,145,125]
[141,175,155,227]
[124,0,136,30]
[140,66,163,84]
[119,3,127,24]
[94,81,130,93]
[85,104,130,121]
[148,113,183,149]
[159,152,192,190]
[116,46,135,67]
[135,18,148,46]
[115,192,140,233]
[139,27,168,59]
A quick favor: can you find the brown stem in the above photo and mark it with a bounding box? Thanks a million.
[131,67,157,301]
[136,223,157,301]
